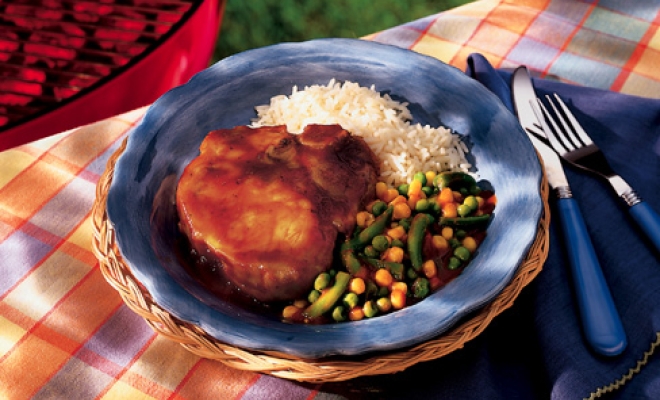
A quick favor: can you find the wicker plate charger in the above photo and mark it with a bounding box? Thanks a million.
[91,139,551,383]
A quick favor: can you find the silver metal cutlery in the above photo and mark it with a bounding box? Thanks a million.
[511,66,627,356]
[533,93,660,254]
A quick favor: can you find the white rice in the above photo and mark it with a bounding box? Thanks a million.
[251,79,470,186]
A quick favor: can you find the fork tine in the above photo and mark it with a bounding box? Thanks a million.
[550,93,594,148]
[544,95,581,152]
[531,98,570,156]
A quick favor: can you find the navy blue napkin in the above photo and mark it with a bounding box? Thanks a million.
[320,55,660,399]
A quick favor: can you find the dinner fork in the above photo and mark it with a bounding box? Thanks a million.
[534,93,660,254]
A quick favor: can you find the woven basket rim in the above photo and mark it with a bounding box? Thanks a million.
[91,138,551,383]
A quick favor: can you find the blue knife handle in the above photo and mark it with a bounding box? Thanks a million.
[557,197,627,356]
[629,202,660,254]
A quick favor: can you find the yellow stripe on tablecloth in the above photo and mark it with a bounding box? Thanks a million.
[98,380,157,400]
[128,335,200,392]
[2,251,93,322]
[0,150,35,188]
[0,316,25,357]
[68,214,95,250]
[0,334,71,399]
[411,36,463,65]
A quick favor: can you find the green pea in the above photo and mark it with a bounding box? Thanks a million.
[454,246,471,262]
[376,297,392,312]
[366,280,379,298]
[457,204,472,217]
[398,217,412,230]
[449,238,461,248]
[332,306,346,322]
[372,235,390,252]
[448,256,462,270]
[398,183,409,196]
[455,229,467,240]
[364,245,380,258]
[308,289,321,304]
[363,300,378,318]
[463,195,479,211]
[343,292,359,309]
[469,185,482,196]
[407,267,419,280]
[422,186,434,197]
[378,286,389,297]
[413,171,427,186]
[415,198,430,212]
[371,200,388,216]
[412,277,430,299]
[459,187,469,196]
[314,272,332,291]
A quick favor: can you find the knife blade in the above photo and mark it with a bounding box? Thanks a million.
[511,66,627,357]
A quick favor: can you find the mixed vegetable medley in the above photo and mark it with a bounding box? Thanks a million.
[282,170,496,324]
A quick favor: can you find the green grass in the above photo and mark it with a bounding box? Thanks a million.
[213,0,472,62]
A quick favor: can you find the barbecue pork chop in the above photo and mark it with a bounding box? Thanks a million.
[176,124,379,302]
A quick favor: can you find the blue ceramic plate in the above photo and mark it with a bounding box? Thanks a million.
[107,39,542,359]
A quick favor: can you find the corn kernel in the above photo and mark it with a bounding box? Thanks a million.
[438,187,454,205]
[393,203,411,220]
[383,188,399,203]
[408,179,423,196]
[349,277,366,295]
[356,211,373,228]
[389,195,407,206]
[283,305,300,319]
[390,290,406,310]
[349,307,365,321]
[390,281,407,294]
[375,269,393,287]
[442,202,458,218]
[387,225,406,240]
[293,299,308,309]
[463,236,478,253]
[425,171,437,186]
[376,182,388,200]
[441,226,454,240]
[382,246,404,263]
[422,259,437,278]
[376,297,392,312]
[432,235,449,250]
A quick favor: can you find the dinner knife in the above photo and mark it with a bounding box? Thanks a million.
[511,66,627,357]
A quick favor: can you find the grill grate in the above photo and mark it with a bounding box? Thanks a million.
[0,0,197,130]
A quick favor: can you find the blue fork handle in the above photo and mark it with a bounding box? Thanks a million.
[629,202,660,254]
[558,197,627,356]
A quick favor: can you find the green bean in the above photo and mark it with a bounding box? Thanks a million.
[348,206,393,249]
[433,171,477,191]
[304,271,350,318]
[364,245,379,258]
[439,214,491,228]
[340,245,362,274]
[407,213,435,271]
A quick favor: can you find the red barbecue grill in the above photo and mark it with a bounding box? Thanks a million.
[0,0,225,151]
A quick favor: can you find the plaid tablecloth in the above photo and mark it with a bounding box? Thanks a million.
[2,1,659,399]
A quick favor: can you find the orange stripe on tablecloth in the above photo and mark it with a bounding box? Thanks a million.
[609,11,660,92]
[176,359,259,399]
[93,334,170,400]
[167,359,203,400]
[0,302,36,331]
[0,333,72,399]
[541,1,598,77]
[59,237,98,266]
[448,0,503,66]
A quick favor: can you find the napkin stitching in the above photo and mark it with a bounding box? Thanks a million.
[585,332,660,399]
